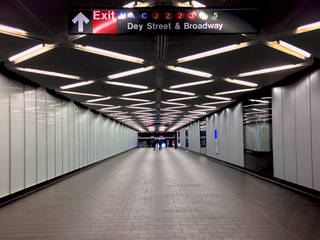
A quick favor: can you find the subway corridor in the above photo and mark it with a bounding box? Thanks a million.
[0,148,320,240]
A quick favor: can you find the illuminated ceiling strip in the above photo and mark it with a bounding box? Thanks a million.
[249,99,269,104]
[205,95,231,101]
[161,101,186,106]
[266,41,311,60]
[162,106,189,110]
[119,97,150,102]
[123,1,151,8]
[86,96,111,103]
[60,91,102,97]
[108,66,154,79]
[177,42,250,63]
[130,101,155,107]
[170,79,214,89]
[9,44,55,64]
[83,103,113,107]
[105,81,148,89]
[15,67,81,80]
[163,89,195,96]
[215,88,257,95]
[127,106,151,110]
[122,89,155,97]
[167,65,212,78]
[133,109,155,113]
[224,78,258,87]
[237,63,307,77]
[176,0,206,7]
[167,96,198,102]
[100,106,121,111]
[189,111,207,115]
[60,80,94,90]
[296,21,320,34]
[0,24,27,38]
[195,105,217,110]
[73,44,144,63]
[202,100,233,106]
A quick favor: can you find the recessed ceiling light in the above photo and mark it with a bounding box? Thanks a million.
[0,24,27,38]
[161,101,186,106]
[108,66,154,79]
[163,89,195,96]
[169,79,214,89]
[266,41,311,59]
[105,81,148,89]
[119,97,150,102]
[167,65,212,78]
[9,44,55,64]
[215,88,257,95]
[205,95,232,101]
[177,42,250,63]
[73,44,144,63]
[237,63,307,77]
[15,67,81,80]
[122,89,155,97]
[60,91,103,97]
[296,21,320,34]
[86,96,111,103]
[167,96,198,102]
[224,78,258,87]
[60,80,94,90]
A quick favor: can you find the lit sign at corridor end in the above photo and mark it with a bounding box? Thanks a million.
[69,9,259,34]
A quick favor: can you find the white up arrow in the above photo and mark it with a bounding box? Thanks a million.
[72,12,89,32]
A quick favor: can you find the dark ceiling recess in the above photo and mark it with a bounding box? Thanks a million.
[0,0,320,132]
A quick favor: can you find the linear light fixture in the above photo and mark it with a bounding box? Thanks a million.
[130,101,155,107]
[167,96,198,102]
[189,111,207,115]
[176,0,206,7]
[224,78,258,87]
[83,103,113,107]
[163,89,195,96]
[249,99,269,104]
[162,106,189,110]
[215,88,257,95]
[195,105,217,110]
[73,44,144,63]
[60,91,102,97]
[105,81,148,89]
[108,66,154,80]
[296,21,320,34]
[205,95,232,101]
[60,80,94,90]
[266,41,311,60]
[100,106,121,111]
[15,67,81,80]
[167,65,212,78]
[118,97,150,102]
[202,100,233,105]
[169,79,214,89]
[9,44,55,64]
[101,110,123,113]
[177,42,250,63]
[127,106,151,110]
[0,24,27,38]
[161,101,186,106]
[252,108,269,112]
[122,89,155,97]
[123,1,151,8]
[86,96,111,103]
[133,109,155,113]
[237,63,306,77]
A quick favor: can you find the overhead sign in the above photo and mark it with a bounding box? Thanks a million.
[69,9,259,34]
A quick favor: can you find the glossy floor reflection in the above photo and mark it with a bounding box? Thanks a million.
[0,148,320,240]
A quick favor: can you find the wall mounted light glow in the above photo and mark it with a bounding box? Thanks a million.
[9,44,55,64]
[167,65,212,78]
[108,66,154,79]
[60,80,94,90]
[60,91,102,97]
[169,79,214,89]
[205,95,232,101]
[118,97,150,102]
[202,100,232,105]
[163,89,195,96]
[296,21,320,34]
[177,42,250,63]
[105,81,148,89]
[73,44,144,63]
[224,78,258,87]
[167,96,198,102]
[15,67,81,80]
[237,63,306,77]
[266,41,311,60]
[215,88,257,95]
[0,24,27,38]
[122,89,155,97]
[86,96,111,103]
[161,101,186,106]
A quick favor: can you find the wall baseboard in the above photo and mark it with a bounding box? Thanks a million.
[0,147,137,208]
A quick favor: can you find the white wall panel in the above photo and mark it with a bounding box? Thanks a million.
[25,85,37,187]
[74,105,79,169]
[36,88,47,183]
[0,74,10,197]
[310,69,320,191]
[9,80,25,193]
[68,102,75,171]
[47,94,56,180]
[189,121,200,153]
[55,98,63,176]
[62,101,69,173]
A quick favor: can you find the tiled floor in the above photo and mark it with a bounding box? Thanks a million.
[0,148,320,240]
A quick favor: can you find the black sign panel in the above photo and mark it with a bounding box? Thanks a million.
[69,9,259,34]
